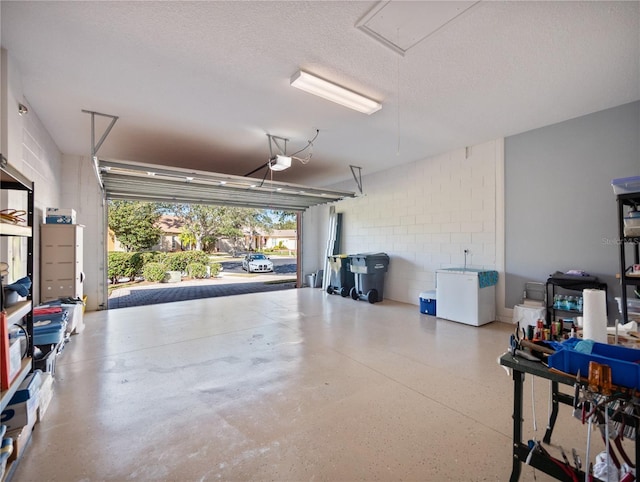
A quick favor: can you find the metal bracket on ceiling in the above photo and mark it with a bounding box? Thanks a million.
[245,134,291,177]
[82,110,119,189]
[350,165,363,195]
[267,134,289,158]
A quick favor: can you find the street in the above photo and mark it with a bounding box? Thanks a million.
[218,256,297,275]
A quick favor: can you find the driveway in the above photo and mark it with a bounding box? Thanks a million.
[108,255,298,309]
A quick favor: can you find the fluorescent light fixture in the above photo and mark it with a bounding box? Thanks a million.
[269,155,292,171]
[291,70,382,115]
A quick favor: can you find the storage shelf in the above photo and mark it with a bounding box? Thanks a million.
[0,223,31,237]
[5,301,32,325]
[0,357,33,412]
[547,306,582,315]
[1,158,34,482]
[546,278,606,325]
[618,190,640,323]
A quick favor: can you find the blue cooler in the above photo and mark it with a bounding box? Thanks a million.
[419,291,437,315]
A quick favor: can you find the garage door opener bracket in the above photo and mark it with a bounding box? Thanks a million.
[82,109,119,188]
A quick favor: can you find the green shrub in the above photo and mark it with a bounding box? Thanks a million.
[139,251,166,266]
[210,262,221,277]
[143,262,167,283]
[164,251,210,272]
[186,262,207,279]
[108,252,141,283]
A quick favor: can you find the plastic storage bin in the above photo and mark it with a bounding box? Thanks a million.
[624,217,640,228]
[419,291,436,315]
[548,340,640,390]
[326,255,355,297]
[612,176,640,195]
[348,253,390,304]
[33,320,66,346]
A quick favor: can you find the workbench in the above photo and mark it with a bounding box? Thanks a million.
[499,352,640,481]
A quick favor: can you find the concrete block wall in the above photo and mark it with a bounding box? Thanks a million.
[60,155,107,311]
[306,139,504,308]
[1,49,63,303]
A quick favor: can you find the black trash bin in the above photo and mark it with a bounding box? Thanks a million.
[348,253,390,304]
[326,255,355,297]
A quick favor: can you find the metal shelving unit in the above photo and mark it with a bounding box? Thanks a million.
[617,191,640,324]
[1,155,34,413]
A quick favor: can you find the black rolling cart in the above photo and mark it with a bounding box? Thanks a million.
[545,274,607,326]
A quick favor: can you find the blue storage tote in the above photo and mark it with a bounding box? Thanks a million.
[419,291,437,316]
[33,319,66,345]
[548,339,640,390]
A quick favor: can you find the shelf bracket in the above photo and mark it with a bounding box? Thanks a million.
[82,110,119,189]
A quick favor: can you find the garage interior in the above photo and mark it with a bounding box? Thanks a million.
[1,1,640,481]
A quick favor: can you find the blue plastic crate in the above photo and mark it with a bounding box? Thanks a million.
[548,340,640,390]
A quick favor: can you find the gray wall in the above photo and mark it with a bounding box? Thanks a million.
[505,101,640,318]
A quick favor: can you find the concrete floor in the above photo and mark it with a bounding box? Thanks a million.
[12,289,615,481]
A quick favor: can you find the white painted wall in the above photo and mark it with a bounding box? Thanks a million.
[1,49,63,303]
[60,155,106,311]
[1,49,106,311]
[303,139,508,320]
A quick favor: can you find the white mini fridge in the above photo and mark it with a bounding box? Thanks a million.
[436,269,496,326]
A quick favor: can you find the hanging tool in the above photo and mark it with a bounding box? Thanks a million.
[509,322,541,361]
[585,414,593,482]
[572,448,582,472]
[529,441,580,481]
[519,339,555,355]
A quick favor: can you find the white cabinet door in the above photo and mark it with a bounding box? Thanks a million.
[40,224,84,301]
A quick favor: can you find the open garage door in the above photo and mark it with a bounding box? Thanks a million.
[98,158,355,211]
[98,158,354,306]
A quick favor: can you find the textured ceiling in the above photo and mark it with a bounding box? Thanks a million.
[1,1,639,189]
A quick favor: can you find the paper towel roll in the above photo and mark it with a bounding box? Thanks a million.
[582,289,608,343]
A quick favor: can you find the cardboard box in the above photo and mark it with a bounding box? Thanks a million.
[7,338,22,384]
[8,370,42,405]
[45,208,76,224]
[37,373,54,423]
[1,392,38,432]
[6,412,36,463]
